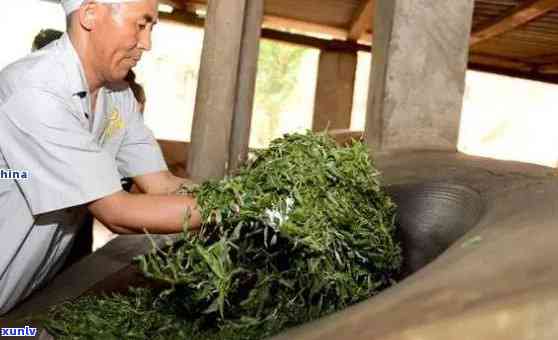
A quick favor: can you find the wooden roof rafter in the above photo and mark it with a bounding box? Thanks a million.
[467,53,558,84]
[529,53,558,64]
[469,53,534,72]
[531,52,558,74]
[347,0,375,41]
[169,0,349,40]
[538,63,558,73]
[469,61,558,84]
[262,16,347,40]
[470,0,558,46]
[159,10,369,53]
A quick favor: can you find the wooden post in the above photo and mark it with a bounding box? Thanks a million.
[188,0,262,181]
[312,48,357,132]
[229,0,264,173]
[365,0,474,151]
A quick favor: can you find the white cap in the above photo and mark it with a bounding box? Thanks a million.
[61,0,141,15]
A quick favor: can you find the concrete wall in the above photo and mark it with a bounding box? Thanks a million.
[365,0,475,151]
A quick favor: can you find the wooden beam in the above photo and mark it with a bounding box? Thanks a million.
[229,0,264,173]
[173,0,349,39]
[313,50,357,132]
[467,53,558,84]
[261,28,326,49]
[360,32,373,44]
[262,15,347,40]
[470,0,558,46]
[468,62,558,85]
[531,53,558,74]
[348,0,375,41]
[262,29,370,52]
[467,53,558,81]
[468,54,534,72]
[188,0,247,181]
[160,10,371,53]
[529,53,558,64]
[537,63,558,74]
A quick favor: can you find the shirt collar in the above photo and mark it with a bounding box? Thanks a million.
[58,33,96,98]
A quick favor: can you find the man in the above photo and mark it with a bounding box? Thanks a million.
[0,0,201,315]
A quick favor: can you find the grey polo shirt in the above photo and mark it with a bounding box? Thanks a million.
[0,34,167,315]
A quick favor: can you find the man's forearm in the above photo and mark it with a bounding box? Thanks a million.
[89,191,202,234]
[133,171,195,195]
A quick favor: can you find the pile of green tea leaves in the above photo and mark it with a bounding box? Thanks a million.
[44,132,402,340]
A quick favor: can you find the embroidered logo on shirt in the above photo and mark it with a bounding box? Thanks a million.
[100,108,125,145]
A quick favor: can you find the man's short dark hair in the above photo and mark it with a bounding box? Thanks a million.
[32,29,64,51]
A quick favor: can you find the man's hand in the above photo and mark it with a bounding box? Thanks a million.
[132,170,197,194]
